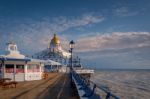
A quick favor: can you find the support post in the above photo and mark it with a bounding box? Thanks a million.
[24,61,28,81]
[2,60,5,78]
[14,64,16,81]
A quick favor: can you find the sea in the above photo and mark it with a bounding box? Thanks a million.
[91,69,150,99]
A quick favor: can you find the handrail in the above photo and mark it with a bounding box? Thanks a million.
[89,80,119,99]
[72,72,120,99]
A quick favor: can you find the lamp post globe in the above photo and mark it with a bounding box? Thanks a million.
[69,40,75,49]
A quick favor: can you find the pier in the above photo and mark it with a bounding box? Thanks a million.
[0,73,79,99]
[0,36,120,99]
[0,72,120,99]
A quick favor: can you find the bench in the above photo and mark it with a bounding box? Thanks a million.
[0,78,18,88]
[2,81,18,88]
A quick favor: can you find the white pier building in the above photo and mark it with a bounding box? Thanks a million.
[0,42,59,81]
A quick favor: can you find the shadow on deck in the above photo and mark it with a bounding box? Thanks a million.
[37,73,79,99]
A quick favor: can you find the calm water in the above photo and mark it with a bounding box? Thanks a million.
[91,69,150,99]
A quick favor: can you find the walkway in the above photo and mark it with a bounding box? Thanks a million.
[0,73,79,99]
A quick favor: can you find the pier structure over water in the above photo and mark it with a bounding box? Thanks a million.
[0,35,120,99]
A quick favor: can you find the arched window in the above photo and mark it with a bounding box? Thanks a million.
[9,45,17,51]
[10,45,15,51]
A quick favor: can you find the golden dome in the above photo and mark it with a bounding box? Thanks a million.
[51,34,60,44]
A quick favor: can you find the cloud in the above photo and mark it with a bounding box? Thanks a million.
[76,32,150,69]
[76,32,150,54]
[45,14,104,32]
[0,14,104,54]
[113,7,139,17]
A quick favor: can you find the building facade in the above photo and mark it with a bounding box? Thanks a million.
[34,34,70,65]
[0,42,45,81]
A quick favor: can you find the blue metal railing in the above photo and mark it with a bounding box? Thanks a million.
[72,72,120,99]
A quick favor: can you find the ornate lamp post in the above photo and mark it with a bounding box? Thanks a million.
[69,40,75,69]
[79,58,81,66]
[69,40,75,87]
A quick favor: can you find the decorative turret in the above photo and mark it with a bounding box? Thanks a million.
[5,41,25,58]
[6,41,18,52]
[34,34,70,61]
[49,34,62,52]
[51,34,60,44]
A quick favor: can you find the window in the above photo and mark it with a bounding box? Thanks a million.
[16,65,24,73]
[5,64,14,73]
[10,46,15,51]
[27,64,40,72]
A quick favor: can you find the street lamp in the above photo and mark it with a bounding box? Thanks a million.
[69,40,75,87]
[69,40,75,69]
[79,58,81,66]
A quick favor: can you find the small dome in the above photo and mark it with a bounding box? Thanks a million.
[51,34,60,44]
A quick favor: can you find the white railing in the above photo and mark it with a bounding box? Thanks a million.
[74,69,94,74]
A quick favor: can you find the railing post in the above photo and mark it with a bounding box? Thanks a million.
[83,84,97,97]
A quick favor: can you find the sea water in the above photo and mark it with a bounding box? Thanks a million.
[91,69,150,99]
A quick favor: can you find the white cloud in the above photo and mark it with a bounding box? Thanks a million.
[76,32,150,53]
[76,32,150,69]
[113,7,139,17]
[47,14,104,32]
[0,14,105,54]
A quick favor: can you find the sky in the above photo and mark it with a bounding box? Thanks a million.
[0,0,150,69]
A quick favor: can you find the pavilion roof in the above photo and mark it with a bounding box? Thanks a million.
[0,56,30,61]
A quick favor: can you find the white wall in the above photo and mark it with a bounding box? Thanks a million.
[25,73,42,81]
[4,73,15,81]
[15,73,25,81]
[3,61,44,81]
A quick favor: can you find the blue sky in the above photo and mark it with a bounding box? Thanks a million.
[0,0,150,69]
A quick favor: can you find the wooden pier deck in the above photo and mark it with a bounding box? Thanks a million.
[0,73,79,99]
